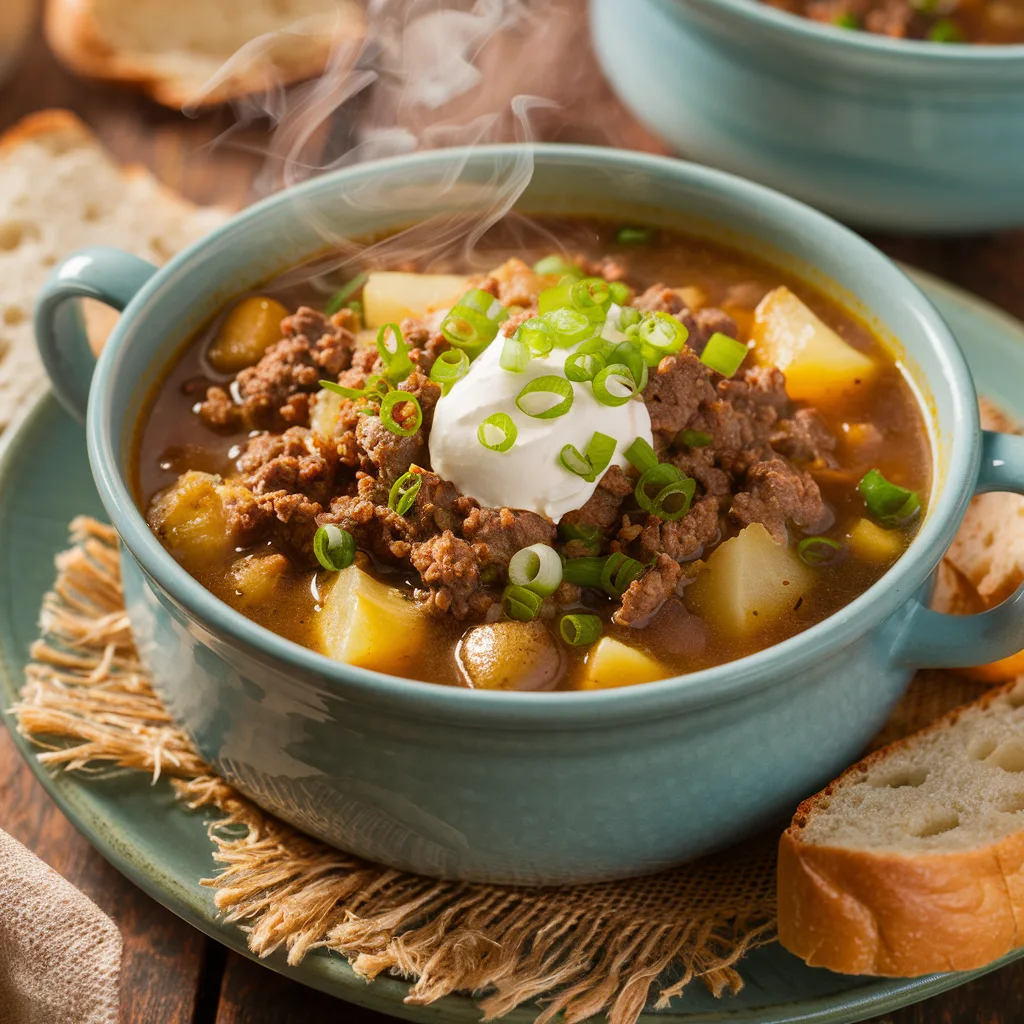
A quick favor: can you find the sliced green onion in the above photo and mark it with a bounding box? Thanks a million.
[460,287,507,319]
[319,378,368,401]
[503,584,543,622]
[559,431,617,483]
[429,349,470,394]
[798,536,846,567]
[700,332,748,377]
[927,17,961,42]
[570,277,613,323]
[538,278,574,315]
[533,255,579,277]
[637,312,688,361]
[325,271,368,315]
[564,349,606,383]
[379,390,422,436]
[388,470,423,516]
[376,323,414,384]
[541,307,594,348]
[677,429,712,448]
[441,288,508,356]
[558,522,602,555]
[833,11,859,27]
[609,282,630,306]
[477,412,517,453]
[600,552,647,597]
[858,469,921,528]
[518,317,556,356]
[618,306,641,331]
[516,376,575,419]
[635,464,695,521]
[608,342,649,392]
[500,333,531,373]
[508,543,563,597]
[559,613,602,646]
[592,364,640,407]
[562,556,606,588]
[616,227,653,245]
[624,436,659,475]
[313,524,356,572]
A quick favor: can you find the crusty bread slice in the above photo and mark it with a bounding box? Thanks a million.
[44,0,365,109]
[778,678,1024,976]
[0,110,229,429]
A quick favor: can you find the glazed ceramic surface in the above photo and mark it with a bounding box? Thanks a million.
[33,146,1024,884]
[591,0,1024,232]
[5,270,1024,1021]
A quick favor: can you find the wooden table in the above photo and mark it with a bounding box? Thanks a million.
[3,11,1024,1024]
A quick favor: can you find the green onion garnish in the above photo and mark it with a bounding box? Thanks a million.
[558,522,602,555]
[637,311,688,365]
[677,429,712,448]
[508,543,563,597]
[798,536,845,567]
[538,278,574,315]
[516,376,575,419]
[927,17,961,42]
[500,333,531,373]
[833,12,859,28]
[600,552,647,597]
[570,277,613,323]
[533,255,580,277]
[608,342,649,391]
[559,431,617,483]
[376,323,414,384]
[564,349,606,383]
[313,524,356,572]
[559,613,602,647]
[324,271,368,316]
[635,464,696,521]
[858,469,921,528]
[429,349,470,394]
[319,378,369,401]
[388,470,423,516]
[541,307,594,348]
[379,390,422,436]
[592,363,641,407]
[562,556,606,588]
[441,288,509,356]
[477,412,518,453]
[700,332,748,378]
[616,227,653,245]
[624,436,659,475]
[503,584,543,622]
[609,282,631,306]
[519,318,555,356]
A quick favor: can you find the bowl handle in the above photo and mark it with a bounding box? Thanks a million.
[896,430,1024,669]
[34,247,158,423]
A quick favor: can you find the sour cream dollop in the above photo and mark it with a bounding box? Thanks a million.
[429,330,654,521]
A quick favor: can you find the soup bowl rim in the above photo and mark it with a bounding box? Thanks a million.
[86,143,978,727]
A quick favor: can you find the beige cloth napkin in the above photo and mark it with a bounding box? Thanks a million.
[0,827,121,1024]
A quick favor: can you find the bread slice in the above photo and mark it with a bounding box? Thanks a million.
[778,678,1024,976]
[0,110,229,429]
[44,0,366,109]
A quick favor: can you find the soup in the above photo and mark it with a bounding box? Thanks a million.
[762,0,1024,42]
[135,218,931,691]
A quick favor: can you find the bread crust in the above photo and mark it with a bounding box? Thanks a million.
[778,680,1024,976]
[0,108,92,155]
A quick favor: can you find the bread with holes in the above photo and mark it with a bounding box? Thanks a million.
[0,110,229,429]
[44,0,365,109]
[778,679,1024,976]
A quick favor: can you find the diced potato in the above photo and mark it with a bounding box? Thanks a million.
[362,272,471,329]
[751,287,878,404]
[580,638,666,690]
[147,471,255,568]
[230,554,289,607]
[849,518,905,562]
[316,566,428,675]
[310,389,343,439]
[457,621,563,691]
[686,523,813,637]
[673,285,707,311]
[207,296,290,373]
[721,303,754,341]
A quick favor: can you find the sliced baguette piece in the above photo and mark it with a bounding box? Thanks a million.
[44,0,366,109]
[0,110,229,429]
[778,678,1024,976]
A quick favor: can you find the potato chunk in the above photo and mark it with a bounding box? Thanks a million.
[316,566,428,675]
[147,471,255,569]
[457,621,564,691]
[580,638,666,690]
[309,389,343,439]
[207,296,289,373]
[848,518,905,562]
[362,272,470,329]
[230,554,290,607]
[686,523,813,637]
[751,287,878,404]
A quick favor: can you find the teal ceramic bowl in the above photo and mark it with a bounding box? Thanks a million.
[33,145,1024,885]
[591,0,1024,233]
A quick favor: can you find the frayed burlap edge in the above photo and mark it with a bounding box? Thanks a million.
[11,517,783,1024]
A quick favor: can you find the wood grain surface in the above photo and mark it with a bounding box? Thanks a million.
[1,8,1023,1024]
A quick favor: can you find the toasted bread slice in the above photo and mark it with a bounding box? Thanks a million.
[0,110,228,428]
[44,0,365,109]
[778,678,1024,976]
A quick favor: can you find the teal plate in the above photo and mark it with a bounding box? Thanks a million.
[1,268,1022,1023]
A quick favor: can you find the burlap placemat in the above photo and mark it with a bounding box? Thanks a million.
[11,517,989,1024]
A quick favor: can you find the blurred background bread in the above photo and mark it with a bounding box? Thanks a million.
[44,0,366,109]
